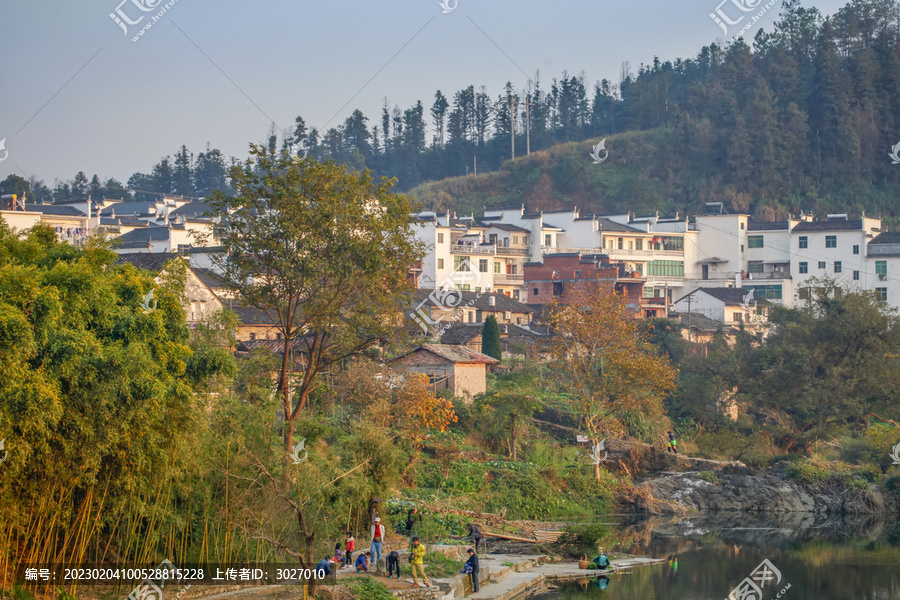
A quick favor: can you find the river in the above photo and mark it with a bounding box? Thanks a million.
[528,512,900,600]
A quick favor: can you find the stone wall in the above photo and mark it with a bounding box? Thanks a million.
[453,363,486,397]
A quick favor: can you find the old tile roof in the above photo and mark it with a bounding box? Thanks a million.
[114,226,172,244]
[413,289,534,313]
[440,324,483,345]
[869,231,900,244]
[192,267,227,289]
[792,219,864,232]
[393,344,499,365]
[478,221,530,233]
[680,287,767,306]
[220,298,276,325]
[747,221,790,231]
[597,217,642,233]
[24,204,86,216]
[668,311,732,332]
[115,252,180,271]
[168,201,212,220]
[100,202,159,217]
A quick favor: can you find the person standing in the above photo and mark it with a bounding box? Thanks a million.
[410,537,429,588]
[464,548,480,592]
[344,531,355,567]
[667,431,677,454]
[467,523,485,554]
[370,517,386,561]
[405,507,422,541]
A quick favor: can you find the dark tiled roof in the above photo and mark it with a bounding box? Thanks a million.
[478,221,530,233]
[541,222,564,231]
[221,298,277,325]
[668,311,732,332]
[237,339,305,354]
[392,344,499,365]
[101,202,158,217]
[115,226,171,244]
[167,201,212,219]
[869,232,900,245]
[598,218,642,233]
[192,267,226,289]
[500,323,548,339]
[792,219,863,232]
[682,287,767,306]
[440,324,483,345]
[24,204,85,216]
[414,289,534,313]
[115,252,180,272]
[748,221,790,231]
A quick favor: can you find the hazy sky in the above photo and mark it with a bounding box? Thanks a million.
[0,0,850,188]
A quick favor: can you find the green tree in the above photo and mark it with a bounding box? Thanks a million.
[482,315,502,362]
[478,387,540,461]
[205,146,423,461]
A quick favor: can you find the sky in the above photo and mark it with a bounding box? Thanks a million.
[0,0,851,189]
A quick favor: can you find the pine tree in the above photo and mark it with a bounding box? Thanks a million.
[482,316,502,363]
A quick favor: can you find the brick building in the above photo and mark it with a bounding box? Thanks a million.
[524,253,644,316]
[389,344,499,399]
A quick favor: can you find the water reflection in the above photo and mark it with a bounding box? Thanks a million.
[529,513,900,600]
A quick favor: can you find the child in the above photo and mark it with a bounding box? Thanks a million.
[355,550,371,573]
[386,550,401,579]
[344,531,355,567]
[333,543,344,565]
[667,431,677,454]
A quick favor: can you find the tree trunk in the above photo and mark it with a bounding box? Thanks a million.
[281,336,293,467]
[511,434,517,461]
[593,457,601,481]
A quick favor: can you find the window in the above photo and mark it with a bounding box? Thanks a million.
[799,262,808,274]
[512,291,519,300]
[733,312,743,322]
[574,270,582,278]
[513,236,519,244]
[510,264,518,274]
[249,332,256,340]
[479,259,488,273]
[454,257,470,271]
[437,233,444,244]
[740,222,745,230]
[503,238,509,247]
[825,235,837,248]
[818,261,826,269]
[544,234,552,246]
[437,258,444,269]
[628,241,634,250]
[618,237,624,250]
[853,270,860,280]
[799,236,808,249]
[533,287,539,296]
[475,287,481,293]
[853,245,860,255]
[834,261,842,273]
[504,311,511,320]
[745,284,782,300]
[647,260,684,277]
[740,244,744,253]
[553,281,564,296]
[748,260,764,273]
[635,239,643,251]
[494,262,501,273]
[661,237,684,251]
[643,286,654,298]
[459,284,471,291]
[876,261,887,275]
[748,235,764,248]
[877,287,888,302]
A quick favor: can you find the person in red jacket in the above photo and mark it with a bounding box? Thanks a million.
[344,531,355,567]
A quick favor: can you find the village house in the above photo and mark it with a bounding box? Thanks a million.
[410,289,534,333]
[673,287,768,327]
[389,344,499,398]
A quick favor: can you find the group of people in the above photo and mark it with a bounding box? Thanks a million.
[315,507,485,591]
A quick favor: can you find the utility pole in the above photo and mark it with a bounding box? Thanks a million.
[686,294,693,342]
[523,94,533,155]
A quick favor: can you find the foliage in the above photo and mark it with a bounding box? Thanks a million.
[545,282,676,478]
[343,577,393,600]
[205,146,423,462]
[423,552,466,578]
[556,523,614,559]
[482,316,502,362]
[696,471,720,484]
[476,386,541,461]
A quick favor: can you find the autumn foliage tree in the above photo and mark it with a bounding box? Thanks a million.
[206,146,423,462]
[546,283,676,479]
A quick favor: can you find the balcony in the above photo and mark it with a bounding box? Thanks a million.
[543,246,683,259]
[451,244,496,255]
[494,273,524,285]
[495,246,531,256]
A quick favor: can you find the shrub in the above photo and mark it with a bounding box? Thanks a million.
[343,577,393,600]
[556,523,613,559]
[785,458,830,484]
[696,470,719,483]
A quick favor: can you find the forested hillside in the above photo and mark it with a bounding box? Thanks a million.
[8,0,900,225]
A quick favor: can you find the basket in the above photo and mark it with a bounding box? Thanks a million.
[578,555,591,569]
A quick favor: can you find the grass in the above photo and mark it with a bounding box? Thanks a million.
[422,552,466,578]
[343,576,393,600]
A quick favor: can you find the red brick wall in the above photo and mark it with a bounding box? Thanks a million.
[525,254,643,317]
